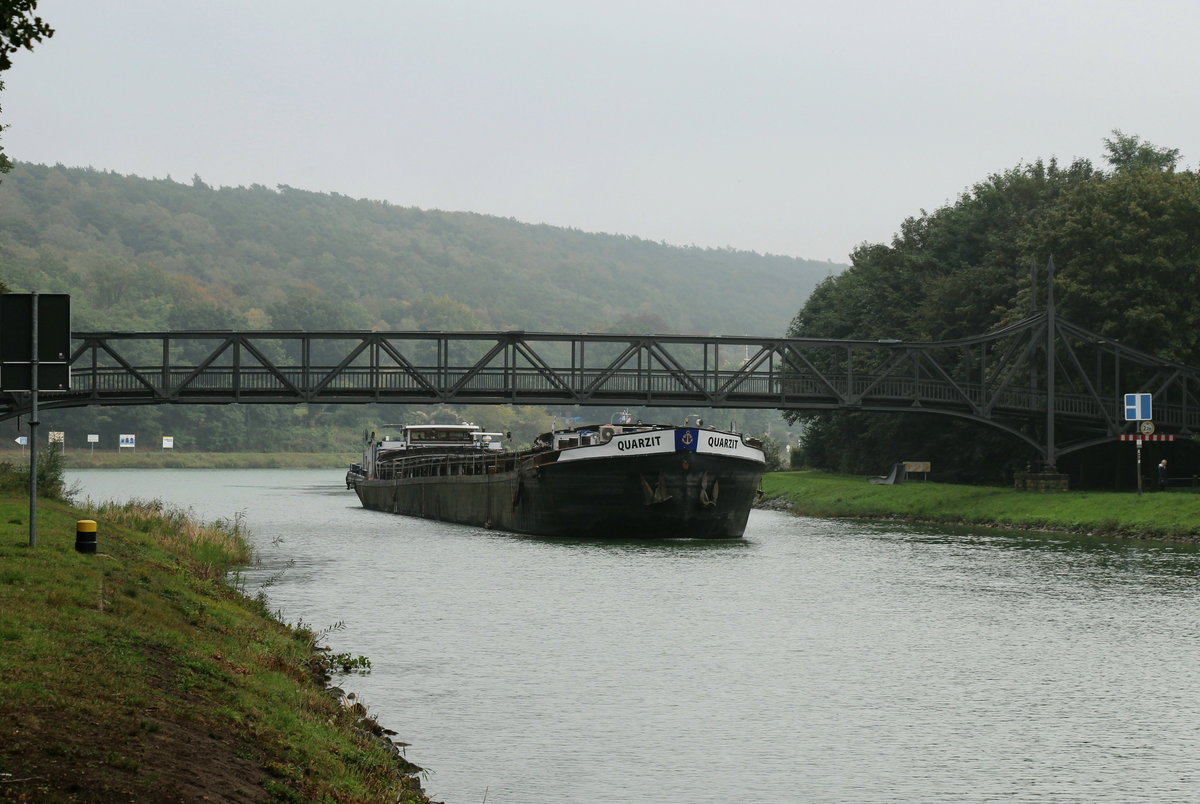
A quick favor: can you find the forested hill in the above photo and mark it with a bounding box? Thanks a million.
[0,163,841,335]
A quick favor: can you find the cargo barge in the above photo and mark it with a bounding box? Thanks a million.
[350,414,766,539]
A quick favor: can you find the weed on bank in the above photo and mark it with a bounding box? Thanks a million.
[0,463,429,802]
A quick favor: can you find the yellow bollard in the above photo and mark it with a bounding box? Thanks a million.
[75,519,97,554]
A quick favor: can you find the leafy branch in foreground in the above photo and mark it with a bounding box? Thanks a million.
[294,619,373,677]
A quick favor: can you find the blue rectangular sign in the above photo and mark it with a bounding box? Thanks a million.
[1124,393,1152,421]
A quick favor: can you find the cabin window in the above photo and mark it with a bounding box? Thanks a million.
[409,429,474,444]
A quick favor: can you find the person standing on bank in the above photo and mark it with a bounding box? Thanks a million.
[1158,459,1169,491]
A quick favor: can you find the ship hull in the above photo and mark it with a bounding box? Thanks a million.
[354,450,762,539]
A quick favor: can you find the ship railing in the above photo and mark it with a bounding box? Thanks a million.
[374,449,520,481]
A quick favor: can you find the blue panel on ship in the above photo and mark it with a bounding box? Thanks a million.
[675,428,699,451]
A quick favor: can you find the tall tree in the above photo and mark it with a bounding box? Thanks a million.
[1042,168,1200,362]
[1102,129,1180,174]
[785,134,1198,485]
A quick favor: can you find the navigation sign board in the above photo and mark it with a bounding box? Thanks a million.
[1,293,70,363]
[0,293,71,391]
[2,363,69,391]
[162,436,174,449]
[1124,393,1152,421]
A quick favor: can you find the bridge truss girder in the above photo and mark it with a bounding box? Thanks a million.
[5,314,1198,465]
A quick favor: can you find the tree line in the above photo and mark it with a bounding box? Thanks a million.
[787,132,1200,486]
[0,163,829,452]
[0,163,834,335]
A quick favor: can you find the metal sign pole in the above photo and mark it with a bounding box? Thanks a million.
[1136,437,1143,496]
[28,291,38,548]
[1044,257,1056,471]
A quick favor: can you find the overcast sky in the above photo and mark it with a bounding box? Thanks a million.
[4,0,1197,263]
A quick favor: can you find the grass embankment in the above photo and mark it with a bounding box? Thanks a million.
[39,451,357,470]
[0,492,431,802]
[763,470,1200,541]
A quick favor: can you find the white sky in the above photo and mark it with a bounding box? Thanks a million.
[4,0,1197,263]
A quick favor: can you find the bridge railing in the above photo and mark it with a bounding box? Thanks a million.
[62,363,1153,427]
[20,324,1200,466]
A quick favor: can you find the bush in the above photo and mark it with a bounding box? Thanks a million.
[756,434,788,472]
[0,448,77,501]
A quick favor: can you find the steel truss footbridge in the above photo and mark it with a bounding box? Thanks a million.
[6,307,1200,468]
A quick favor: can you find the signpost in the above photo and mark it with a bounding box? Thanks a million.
[1122,393,1158,496]
[88,433,98,455]
[1124,393,1152,422]
[1,292,71,547]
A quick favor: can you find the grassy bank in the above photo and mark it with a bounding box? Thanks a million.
[762,471,1200,541]
[45,451,357,470]
[0,491,432,802]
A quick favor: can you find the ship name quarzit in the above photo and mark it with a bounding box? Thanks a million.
[617,435,663,451]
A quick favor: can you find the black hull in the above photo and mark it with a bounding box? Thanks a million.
[355,451,762,539]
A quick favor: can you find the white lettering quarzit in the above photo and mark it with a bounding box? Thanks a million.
[554,427,764,464]
[697,433,764,463]
[556,430,674,462]
[616,434,662,452]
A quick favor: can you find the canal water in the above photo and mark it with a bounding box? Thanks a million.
[70,469,1200,804]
